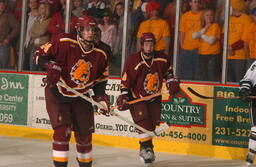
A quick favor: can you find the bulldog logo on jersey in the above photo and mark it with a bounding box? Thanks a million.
[144,73,160,94]
[71,59,92,85]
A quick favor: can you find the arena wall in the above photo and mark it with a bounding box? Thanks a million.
[0,72,249,160]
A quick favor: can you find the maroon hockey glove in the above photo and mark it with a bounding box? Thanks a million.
[44,61,61,86]
[93,94,110,116]
[231,39,244,50]
[116,94,130,111]
[166,76,180,96]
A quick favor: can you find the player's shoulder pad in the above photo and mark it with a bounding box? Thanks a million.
[58,33,78,45]
[153,51,169,63]
[127,52,140,62]
[93,47,108,60]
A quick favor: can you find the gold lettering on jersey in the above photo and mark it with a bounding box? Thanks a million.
[40,42,52,53]
[71,59,92,85]
[70,44,76,48]
[144,73,160,94]
[122,72,127,81]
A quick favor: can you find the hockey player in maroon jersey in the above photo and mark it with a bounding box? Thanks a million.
[116,32,180,164]
[34,15,109,167]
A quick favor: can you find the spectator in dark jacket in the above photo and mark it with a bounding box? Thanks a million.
[48,0,77,40]
[0,0,19,69]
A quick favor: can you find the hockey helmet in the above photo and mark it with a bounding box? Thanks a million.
[76,15,97,30]
[140,32,156,44]
[76,15,97,48]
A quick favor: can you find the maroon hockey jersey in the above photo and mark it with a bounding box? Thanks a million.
[34,33,109,97]
[121,51,172,98]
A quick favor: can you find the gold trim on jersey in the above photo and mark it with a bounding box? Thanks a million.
[154,58,167,63]
[60,38,78,44]
[34,55,39,65]
[77,35,95,54]
[93,47,108,60]
[121,72,127,81]
[76,35,108,60]
[103,66,109,76]
[40,42,52,53]
[134,55,168,70]
[140,52,153,68]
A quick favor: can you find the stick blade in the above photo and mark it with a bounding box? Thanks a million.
[187,87,214,99]
[154,122,169,135]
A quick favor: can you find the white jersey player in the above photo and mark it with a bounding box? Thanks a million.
[239,61,256,165]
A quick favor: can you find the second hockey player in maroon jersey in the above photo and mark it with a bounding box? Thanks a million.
[116,32,180,164]
[34,15,109,167]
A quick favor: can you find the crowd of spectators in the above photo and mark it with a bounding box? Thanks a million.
[1,0,256,82]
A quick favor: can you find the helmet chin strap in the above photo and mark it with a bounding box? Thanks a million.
[142,50,154,60]
[77,35,94,51]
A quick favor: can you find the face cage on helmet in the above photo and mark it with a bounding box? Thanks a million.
[141,40,155,58]
[141,48,154,59]
[76,26,97,44]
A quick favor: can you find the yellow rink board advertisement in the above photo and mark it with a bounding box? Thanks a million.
[160,84,213,145]
[0,73,251,160]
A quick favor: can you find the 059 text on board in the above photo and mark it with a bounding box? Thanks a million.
[0,113,13,123]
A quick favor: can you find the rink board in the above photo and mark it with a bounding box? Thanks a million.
[0,72,250,160]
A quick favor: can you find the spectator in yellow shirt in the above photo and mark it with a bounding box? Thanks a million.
[179,0,202,80]
[136,1,170,55]
[245,8,256,67]
[197,9,221,81]
[227,0,251,82]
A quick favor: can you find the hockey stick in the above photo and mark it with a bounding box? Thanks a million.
[110,90,169,110]
[187,87,256,99]
[57,81,169,136]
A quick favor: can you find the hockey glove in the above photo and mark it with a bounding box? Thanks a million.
[116,94,130,111]
[239,87,252,102]
[93,94,110,116]
[44,61,61,86]
[166,75,180,96]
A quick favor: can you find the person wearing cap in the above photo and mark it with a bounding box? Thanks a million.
[33,15,110,167]
[226,0,252,82]
[116,32,180,165]
[98,9,117,51]
[86,0,106,20]
[136,1,170,55]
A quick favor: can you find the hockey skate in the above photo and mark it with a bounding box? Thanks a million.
[246,152,255,166]
[139,147,155,165]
